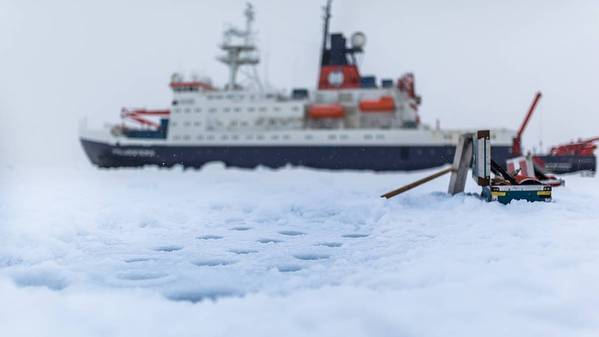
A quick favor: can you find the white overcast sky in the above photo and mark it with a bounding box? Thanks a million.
[1,0,598,165]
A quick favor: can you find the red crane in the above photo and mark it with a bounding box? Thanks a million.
[512,91,542,156]
[121,108,170,129]
[549,137,599,157]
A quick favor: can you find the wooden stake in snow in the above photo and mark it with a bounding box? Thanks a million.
[380,167,454,199]
[447,134,473,195]
[381,133,473,199]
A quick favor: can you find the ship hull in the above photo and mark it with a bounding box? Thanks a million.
[533,155,597,175]
[81,138,513,171]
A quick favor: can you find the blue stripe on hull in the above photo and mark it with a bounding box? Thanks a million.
[80,139,513,171]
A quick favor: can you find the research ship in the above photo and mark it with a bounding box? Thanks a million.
[80,2,515,171]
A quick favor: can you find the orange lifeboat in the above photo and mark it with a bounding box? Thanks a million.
[308,104,345,119]
[359,96,396,112]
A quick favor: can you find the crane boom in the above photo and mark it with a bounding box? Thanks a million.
[512,91,542,156]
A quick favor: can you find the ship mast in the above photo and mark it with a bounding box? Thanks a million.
[320,0,332,66]
[217,3,260,90]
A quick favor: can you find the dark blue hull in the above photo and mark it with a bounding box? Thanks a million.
[534,155,596,175]
[80,139,513,171]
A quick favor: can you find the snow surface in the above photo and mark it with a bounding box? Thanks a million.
[1,163,599,337]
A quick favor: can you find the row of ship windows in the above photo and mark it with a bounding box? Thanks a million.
[173,106,301,114]
[172,121,203,127]
[171,119,301,128]
[205,94,276,101]
[171,134,388,141]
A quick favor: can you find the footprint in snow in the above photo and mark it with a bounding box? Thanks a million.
[315,242,343,248]
[277,265,303,273]
[0,256,23,267]
[13,272,69,291]
[229,249,258,255]
[167,289,238,303]
[154,245,183,252]
[229,226,252,231]
[293,254,330,261]
[257,238,282,244]
[193,259,236,267]
[197,235,223,240]
[124,257,154,263]
[278,230,305,236]
[342,234,369,239]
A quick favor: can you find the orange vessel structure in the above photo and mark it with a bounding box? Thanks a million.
[359,96,395,112]
[308,104,345,119]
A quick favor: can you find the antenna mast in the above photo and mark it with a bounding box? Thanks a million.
[320,0,332,65]
[217,3,260,90]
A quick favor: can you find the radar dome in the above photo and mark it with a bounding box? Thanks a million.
[351,32,366,49]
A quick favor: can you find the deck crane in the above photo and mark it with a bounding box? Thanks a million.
[512,92,542,156]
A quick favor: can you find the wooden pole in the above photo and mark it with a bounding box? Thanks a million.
[448,134,473,195]
[380,167,454,199]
